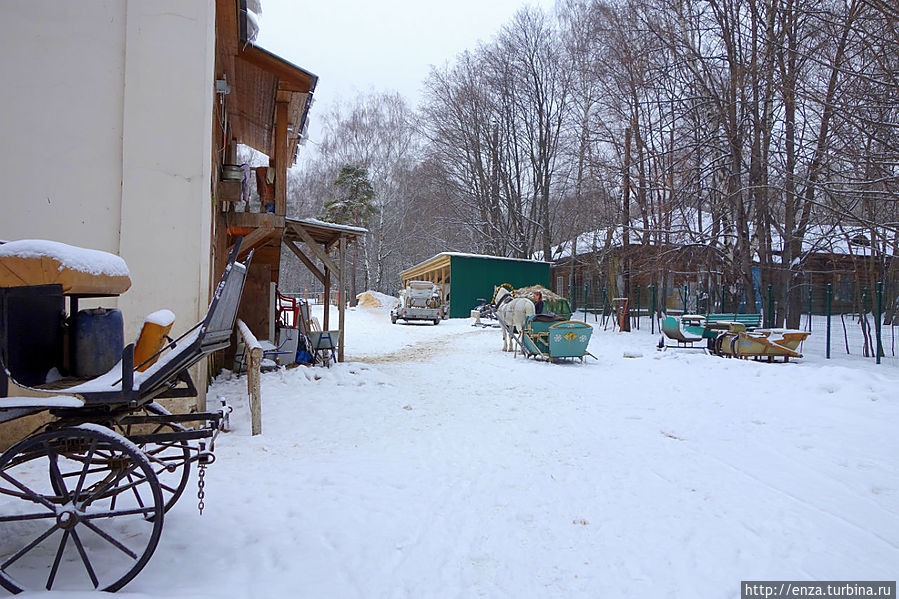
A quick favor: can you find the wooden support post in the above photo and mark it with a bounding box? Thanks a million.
[290,222,340,274]
[339,235,346,362]
[284,239,326,284]
[233,226,274,260]
[274,101,288,216]
[237,319,263,436]
[323,265,331,330]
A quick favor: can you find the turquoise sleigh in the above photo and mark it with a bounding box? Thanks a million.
[520,315,595,363]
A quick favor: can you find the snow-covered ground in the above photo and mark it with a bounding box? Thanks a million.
[14,301,899,598]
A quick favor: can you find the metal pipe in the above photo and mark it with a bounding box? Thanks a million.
[584,284,589,323]
[636,285,641,330]
[826,284,832,359]
[876,281,883,364]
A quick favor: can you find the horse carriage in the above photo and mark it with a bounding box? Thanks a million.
[0,239,249,592]
[490,285,595,363]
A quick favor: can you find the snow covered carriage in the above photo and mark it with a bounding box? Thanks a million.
[0,239,250,592]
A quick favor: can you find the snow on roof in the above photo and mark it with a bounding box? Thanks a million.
[797,224,887,257]
[0,239,130,277]
[438,251,549,264]
[541,210,721,261]
[296,218,368,234]
[545,212,892,262]
[401,252,551,277]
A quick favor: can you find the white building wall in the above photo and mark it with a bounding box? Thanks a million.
[0,2,127,253]
[117,0,215,343]
[0,0,216,395]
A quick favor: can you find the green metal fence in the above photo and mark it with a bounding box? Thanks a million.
[567,279,899,364]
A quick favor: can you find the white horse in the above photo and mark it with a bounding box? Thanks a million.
[494,287,535,355]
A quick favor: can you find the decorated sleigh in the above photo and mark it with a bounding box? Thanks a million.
[520,315,595,363]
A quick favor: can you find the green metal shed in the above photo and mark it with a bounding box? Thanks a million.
[399,252,552,318]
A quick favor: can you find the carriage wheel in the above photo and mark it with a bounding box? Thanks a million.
[114,402,192,515]
[0,425,164,593]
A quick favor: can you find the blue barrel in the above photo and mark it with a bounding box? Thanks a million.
[74,308,124,378]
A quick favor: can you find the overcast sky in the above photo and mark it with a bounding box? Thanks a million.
[255,0,554,146]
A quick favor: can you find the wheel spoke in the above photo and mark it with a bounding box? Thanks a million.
[1,523,60,569]
[157,480,179,495]
[69,529,100,589]
[43,442,68,500]
[73,439,99,501]
[80,465,129,507]
[88,471,147,505]
[81,520,138,559]
[82,505,158,520]
[45,529,69,590]
[127,473,147,511]
[0,471,57,511]
[0,511,57,522]
[128,468,177,495]
[61,465,116,480]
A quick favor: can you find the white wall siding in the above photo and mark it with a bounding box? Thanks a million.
[0,1,127,253]
[0,1,216,399]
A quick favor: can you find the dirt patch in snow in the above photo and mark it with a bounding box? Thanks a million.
[347,329,483,364]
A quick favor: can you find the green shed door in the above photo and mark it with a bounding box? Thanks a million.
[448,256,551,318]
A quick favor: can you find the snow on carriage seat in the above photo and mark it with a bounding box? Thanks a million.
[144,309,176,327]
[0,239,131,294]
[0,395,85,410]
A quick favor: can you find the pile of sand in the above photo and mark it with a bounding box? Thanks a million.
[356,290,398,310]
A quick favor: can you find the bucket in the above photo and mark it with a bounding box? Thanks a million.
[74,308,124,378]
[276,327,299,365]
[134,317,174,372]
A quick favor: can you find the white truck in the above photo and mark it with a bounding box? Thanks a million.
[391,280,443,325]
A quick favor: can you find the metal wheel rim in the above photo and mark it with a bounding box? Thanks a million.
[0,425,164,593]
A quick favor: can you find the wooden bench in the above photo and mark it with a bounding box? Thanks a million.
[682,313,762,339]
[659,316,704,349]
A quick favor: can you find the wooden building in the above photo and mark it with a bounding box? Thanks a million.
[1,0,362,420]
[550,220,896,316]
[400,253,551,318]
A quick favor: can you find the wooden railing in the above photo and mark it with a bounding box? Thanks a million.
[236,319,262,436]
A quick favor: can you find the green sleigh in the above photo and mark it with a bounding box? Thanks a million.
[520,315,596,363]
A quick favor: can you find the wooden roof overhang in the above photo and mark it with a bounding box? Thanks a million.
[282,219,366,283]
[214,0,320,282]
[400,253,453,282]
[283,219,368,360]
[215,0,318,162]
[232,44,317,161]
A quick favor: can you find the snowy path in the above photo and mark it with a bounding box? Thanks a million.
[11,306,899,598]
